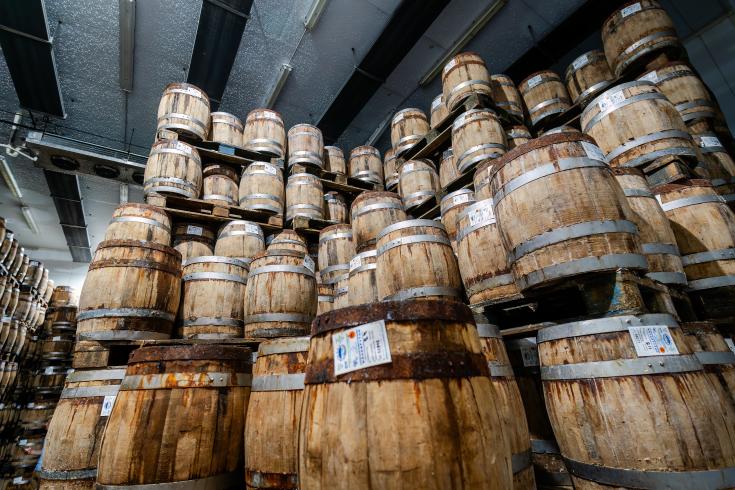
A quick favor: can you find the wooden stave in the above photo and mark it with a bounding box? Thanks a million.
[317,225,355,285]
[288,124,324,169]
[173,222,216,262]
[243,109,286,158]
[390,108,430,154]
[564,50,615,108]
[347,248,378,306]
[286,173,324,221]
[239,162,284,215]
[266,230,308,255]
[519,71,572,128]
[323,146,346,175]
[350,191,407,253]
[202,173,239,207]
[451,108,507,174]
[490,74,525,120]
[397,159,440,210]
[349,146,384,186]
[214,220,266,265]
[104,203,172,246]
[209,111,244,147]
[442,51,494,111]
[156,82,211,141]
[323,192,348,224]
[430,93,450,129]
[143,139,203,199]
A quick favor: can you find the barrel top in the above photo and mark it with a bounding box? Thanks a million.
[583,80,656,121]
[129,343,252,363]
[377,218,447,241]
[564,49,606,80]
[519,70,561,88]
[603,0,664,31]
[492,132,597,176]
[211,111,242,120]
[393,107,426,119]
[163,82,210,104]
[351,190,402,208]
[490,73,513,82]
[219,220,263,234]
[324,145,344,154]
[319,223,353,237]
[289,123,321,133]
[311,299,474,336]
[115,202,166,213]
[203,164,238,180]
[247,107,283,119]
[95,239,182,259]
[350,145,380,156]
[652,179,713,195]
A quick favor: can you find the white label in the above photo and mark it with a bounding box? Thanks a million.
[582,141,607,163]
[432,97,442,110]
[521,342,539,367]
[52,336,61,341]
[402,162,414,173]
[639,71,659,83]
[452,193,471,206]
[443,57,458,74]
[0,404,4,410]
[333,320,392,375]
[350,255,362,271]
[18,439,27,446]
[260,163,278,175]
[67,368,75,374]
[598,90,625,112]
[44,366,54,375]
[244,223,261,235]
[468,201,495,227]
[186,225,203,236]
[572,54,588,71]
[628,325,679,356]
[12,477,26,485]
[100,395,116,417]
[725,338,735,354]
[621,2,642,17]
[175,140,192,154]
[700,136,721,148]
[527,74,543,89]
[184,86,203,98]
[303,255,315,273]
[27,403,34,408]
[393,112,406,124]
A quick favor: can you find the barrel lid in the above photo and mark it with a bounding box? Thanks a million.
[203,164,238,180]
[392,107,426,120]
[603,0,661,31]
[129,343,252,363]
[564,49,606,81]
[114,202,165,214]
[210,111,243,124]
[324,145,344,154]
[288,123,321,134]
[312,299,473,336]
[490,73,513,82]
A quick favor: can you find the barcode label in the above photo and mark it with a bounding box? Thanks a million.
[186,225,203,236]
[260,163,278,175]
[175,141,192,154]
[303,255,315,273]
[468,201,495,227]
[349,255,361,271]
[700,136,721,148]
[244,223,261,235]
[572,54,588,71]
[402,162,414,173]
[100,395,116,417]
[527,74,543,89]
[621,2,642,17]
[184,86,203,98]
[628,325,679,356]
[333,320,392,375]
[44,366,54,375]
[453,193,471,206]
[521,344,539,367]
[639,71,659,83]
[52,336,61,341]
[598,90,625,112]
[582,141,607,162]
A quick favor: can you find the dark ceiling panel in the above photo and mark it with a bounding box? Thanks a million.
[44,169,91,262]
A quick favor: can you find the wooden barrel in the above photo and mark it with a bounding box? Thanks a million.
[317,225,354,285]
[519,71,572,128]
[398,159,439,209]
[104,203,171,245]
[299,300,513,489]
[37,266,50,297]
[347,248,377,306]
[490,74,524,121]
[156,82,211,140]
[13,249,28,280]
[452,109,506,174]
[239,162,284,215]
[332,273,349,309]
[612,167,687,285]
[639,62,716,124]
[288,124,323,169]
[202,164,238,206]
[438,148,458,188]
[21,260,43,289]
[582,81,697,170]
[442,52,493,111]
[681,321,735,408]
[2,288,19,320]
[38,367,126,489]
[214,220,265,265]
[173,222,215,260]
[348,146,383,185]
[286,173,323,221]
[491,133,646,290]
[391,108,429,154]
[316,279,333,315]
[243,109,286,158]
[538,313,735,488]
[430,93,449,128]
[210,112,243,147]
[564,50,615,107]
[266,230,308,255]
[693,133,735,209]
[383,148,399,191]
[41,335,74,362]
[475,316,535,489]
[323,146,346,175]
[350,191,406,252]
[376,219,462,301]
[602,0,682,77]
[506,126,532,150]
[440,188,475,244]
[245,337,308,490]
[77,240,181,341]
[180,256,249,338]
[4,238,19,270]
[143,139,202,199]
[0,231,15,264]
[457,198,521,304]
[0,276,6,307]
[96,344,251,489]
[244,251,316,337]
[12,292,32,322]
[323,192,347,223]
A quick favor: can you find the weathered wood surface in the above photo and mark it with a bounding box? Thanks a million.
[214,220,266,264]
[144,139,203,199]
[157,82,211,141]
[286,173,324,221]
[519,71,571,128]
[349,146,384,186]
[564,50,614,107]
[209,111,243,147]
[391,108,430,155]
[442,52,493,111]
[350,191,407,252]
[104,203,171,246]
[243,108,286,158]
[452,108,506,174]
[288,124,324,169]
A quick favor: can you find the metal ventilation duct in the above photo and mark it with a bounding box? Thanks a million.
[43,169,91,263]
[0,0,65,116]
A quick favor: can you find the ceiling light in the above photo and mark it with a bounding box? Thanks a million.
[0,155,23,199]
[366,111,394,146]
[264,63,293,108]
[119,0,136,92]
[304,0,328,30]
[21,206,39,234]
[119,183,129,203]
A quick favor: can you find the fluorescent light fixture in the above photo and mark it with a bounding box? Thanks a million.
[419,0,506,87]
[0,155,22,199]
[366,110,395,146]
[119,0,136,92]
[304,0,328,30]
[21,206,39,234]
[119,183,129,203]
[264,63,293,108]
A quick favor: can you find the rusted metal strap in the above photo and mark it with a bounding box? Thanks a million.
[96,471,242,489]
[119,372,252,390]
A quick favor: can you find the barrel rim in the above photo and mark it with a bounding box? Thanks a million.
[392,107,427,122]
[638,60,694,81]
[564,49,607,81]
[324,145,344,154]
[652,179,713,195]
[210,111,243,125]
[350,190,403,209]
[490,132,597,177]
[94,240,182,259]
[129,344,252,363]
[252,248,307,262]
[582,80,657,122]
[288,123,321,134]
[202,164,238,180]
[519,69,562,89]
[319,223,353,238]
[376,218,448,241]
[246,107,283,120]
[602,0,665,33]
[163,82,211,104]
[489,73,514,82]
[113,202,169,217]
[349,145,381,157]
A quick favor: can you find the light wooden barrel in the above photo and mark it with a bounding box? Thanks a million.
[202,164,238,206]
[77,240,181,341]
[442,52,493,111]
[2,288,19,320]
[0,276,6,307]
[143,139,202,199]
[639,62,715,123]
[156,82,211,140]
[350,191,406,252]
[440,188,475,244]
[347,248,377,306]
[391,108,429,155]
[332,274,349,309]
[266,230,307,255]
[37,266,50,297]
[439,148,458,188]
[14,250,29,280]
[317,225,354,285]
[173,222,215,260]
[12,291,32,322]
[299,300,513,489]
[581,81,697,170]
[180,256,249,339]
[286,173,323,221]
[491,133,646,290]
[245,337,308,490]
[239,162,284,215]
[244,251,316,338]
[506,126,532,150]
[104,203,171,245]
[316,280,333,315]
[398,159,439,209]
[452,108,506,174]
[96,344,251,489]
[475,316,535,489]
[564,50,615,107]
[519,71,571,128]
[323,192,347,223]
[31,365,69,398]
[21,260,43,289]
[349,146,383,185]
[602,0,682,77]
[693,133,735,209]
[430,93,449,128]
[457,198,521,304]
[210,112,243,147]
[383,148,399,191]
[41,335,74,362]
[43,279,55,303]
[681,321,735,409]
[0,217,4,250]
[538,313,735,489]
[0,231,15,264]
[376,219,462,301]
[243,109,286,158]
[215,220,265,265]
[490,74,524,121]
[288,124,324,169]
[612,167,687,285]
[38,367,126,489]
[323,146,346,175]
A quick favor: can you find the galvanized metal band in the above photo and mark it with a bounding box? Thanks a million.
[143,185,197,198]
[37,468,98,480]
[512,450,532,474]
[259,337,310,355]
[583,91,667,132]
[510,220,637,262]
[404,191,437,205]
[288,150,322,164]
[180,317,243,328]
[645,69,691,85]
[377,219,446,239]
[476,323,501,339]
[681,247,735,266]
[616,29,679,72]
[286,203,322,213]
[240,192,282,202]
[349,263,376,276]
[493,157,606,204]
[244,313,313,324]
[318,295,334,302]
[78,330,171,341]
[641,242,679,256]
[711,177,735,186]
[244,137,283,149]
[109,216,170,233]
[351,170,382,184]
[563,456,735,490]
[695,351,735,366]
[620,146,697,169]
[447,79,492,104]
[120,372,252,390]
[647,271,688,285]
[240,201,282,214]
[377,234,451,255]
[201,194,236,205]
[623,188,654,198]
[575,80,613,105]
[456,149,504,174]
[251,373,305,392]
[659,194,725,212]
[144,176,199,191]
[520,74,562,94]
[456,142,505,166]
[351,201,403,218]
[318,232,353,244]
[61,384,121,399]
[676,98,714,114]
[182,272,247,284]
[686,275,735,291]
[165,87,208,101]
[605,129,692,163]
[466,273,514,296]
[321,265,349,279]
[183,256,249,267]
[531,438,560,454]
[721,193,735,202]
[66,368,127,383]
[216,230,265,243]
[383,286,461,301]
[455,217,497,243]
[334,286,348,295]
[541,354,701,380]
[249,265,314,278]
[537,314,678,343]
[530,106,568,126]
[395,135,423,148]
[489,362,515,378]
[149,142,202,161]
[77,308,175,322]
[520,253,648,290]
[96,471,242,489]
[528,97,569,116]
[267,238,304,247]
